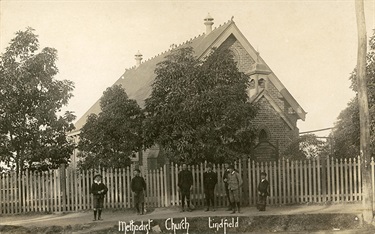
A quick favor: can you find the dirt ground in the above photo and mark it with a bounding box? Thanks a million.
[1,203,375,233]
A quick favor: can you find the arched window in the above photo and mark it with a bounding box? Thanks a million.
[259,129,268,142]
[258,78,265,89]
[249,79,255,89]
[231,47,241,66]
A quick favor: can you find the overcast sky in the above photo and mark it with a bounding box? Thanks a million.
[1,0,375,137]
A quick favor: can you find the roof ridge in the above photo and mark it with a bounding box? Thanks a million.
[122,19,233,72]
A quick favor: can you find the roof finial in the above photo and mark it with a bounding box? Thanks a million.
[231,16,234,21]
[170,44,177,50]
[256,48,260,62]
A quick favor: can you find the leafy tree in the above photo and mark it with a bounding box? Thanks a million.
[144,47,258,164]
[77,85,144,169]
[282,134,329,160]
[0,28,75,172]
[331,29,375,158]
[331,99,360,158]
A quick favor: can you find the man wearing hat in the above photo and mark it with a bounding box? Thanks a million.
[90,174,108,221]
[203,163,217,211]
[131,169,147,215]
[257,172,270,211]
[227,165,243,214]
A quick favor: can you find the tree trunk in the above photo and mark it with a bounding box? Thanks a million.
[355,0,373,223]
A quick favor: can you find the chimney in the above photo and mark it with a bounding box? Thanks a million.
[204,13,214,35]
[135,50,143,67]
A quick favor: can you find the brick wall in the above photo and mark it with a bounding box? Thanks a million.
[253,97,297,156]
[220,35,255,73]
[223,36,300,158]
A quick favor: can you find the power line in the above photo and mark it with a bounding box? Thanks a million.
[299,127,334,135]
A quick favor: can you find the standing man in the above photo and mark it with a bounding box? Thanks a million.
[222,163,231,211]
[178,163,193,212]
[257,172,270,211]
[131,169,147,215]
[227,165,243,214]
[90,174,108,221]
[203,163,218,211]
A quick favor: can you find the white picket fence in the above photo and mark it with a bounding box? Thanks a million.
[0,157,370,214]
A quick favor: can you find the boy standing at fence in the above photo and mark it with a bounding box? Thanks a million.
[203,163,218,211]
[227,165,243,214]
[178,163,193,212]
[257,172,270,211]
[131,169,147,215]
[90,174,108,221]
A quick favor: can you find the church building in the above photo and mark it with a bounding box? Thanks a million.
[70,15,306,169]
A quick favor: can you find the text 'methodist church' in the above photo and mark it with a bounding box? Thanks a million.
[69,15,306,170]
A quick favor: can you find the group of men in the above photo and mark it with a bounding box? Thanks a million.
[177,163,270,214]
[89,163,270,221]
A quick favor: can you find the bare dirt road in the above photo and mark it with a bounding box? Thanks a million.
[0,203,373,233]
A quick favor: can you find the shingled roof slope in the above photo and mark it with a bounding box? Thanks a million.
[73,21,233,132]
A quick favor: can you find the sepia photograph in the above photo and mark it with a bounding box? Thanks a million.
[1,0,375,233]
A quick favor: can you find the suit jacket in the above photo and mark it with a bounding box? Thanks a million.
[131,176,146,193]
[203,171,217,191]
[90,182,108,198]
[227,171,243,190]
[258,179,270,196]
[178,169,193,190]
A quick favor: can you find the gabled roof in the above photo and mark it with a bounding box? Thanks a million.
[73,18,306,133]
[252,90,295,130]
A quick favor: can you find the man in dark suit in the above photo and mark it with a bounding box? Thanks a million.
[178,163,193,212]
[203,163,217,211]
[131,169,147,215]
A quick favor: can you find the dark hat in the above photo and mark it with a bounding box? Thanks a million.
[134,169,141,173]
[260,172,267,176]
[228,165,234,169]
[207,163,213,168]
[94,174,102,180]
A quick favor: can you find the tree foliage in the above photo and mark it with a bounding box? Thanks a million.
[331,29,375,158]
[282,134,330,160]
[144,47,258,164]
[0,28,75,172]
[331,98,360,158]
[77,85,144,169]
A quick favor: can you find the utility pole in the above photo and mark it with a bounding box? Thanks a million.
[355,0,373,223]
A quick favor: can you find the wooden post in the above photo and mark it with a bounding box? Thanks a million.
[60,164,67,212]
[355,0,373,223]
[242,159,249,206]
[165,160,171,206]
[321,154,327,202]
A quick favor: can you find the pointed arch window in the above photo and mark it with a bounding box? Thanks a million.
[258,78,266,89]
[259,129,268,142]
[249,79,255,89]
